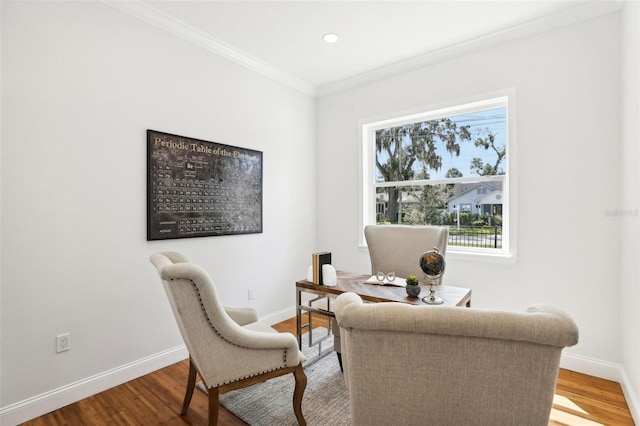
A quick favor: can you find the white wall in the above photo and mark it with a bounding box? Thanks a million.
[620,1,640,419]
[0,1,316,422]
[318,12,625,373]
[2,1,638,424]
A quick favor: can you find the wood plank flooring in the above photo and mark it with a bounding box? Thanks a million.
[20,314,634,425]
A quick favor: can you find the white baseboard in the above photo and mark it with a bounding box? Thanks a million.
[260,305,297,326]
[3,316,637,426]
[619,367,640,425]
[560,351,625,382]
[0,345,188,426]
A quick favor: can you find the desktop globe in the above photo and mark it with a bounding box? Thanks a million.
[420,249,445,277]
[419,247,445,304]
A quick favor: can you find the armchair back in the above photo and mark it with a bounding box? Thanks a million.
[364,224,448,281]
[335,292,579,426]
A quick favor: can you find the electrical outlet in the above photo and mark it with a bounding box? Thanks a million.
[248,287,255,300]
[56,333,70,353]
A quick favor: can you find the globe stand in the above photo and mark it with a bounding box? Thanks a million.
[422,279,444,305]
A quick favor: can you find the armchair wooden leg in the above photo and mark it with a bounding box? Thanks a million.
[181,358,197,415]
[292,364,307,426]
[208,387,220,426]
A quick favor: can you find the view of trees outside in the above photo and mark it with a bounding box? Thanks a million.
[374,106,506,248]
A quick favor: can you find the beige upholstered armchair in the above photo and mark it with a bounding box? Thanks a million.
[333,224,449,370]
[150,252,307,426]
[335,292,579,426]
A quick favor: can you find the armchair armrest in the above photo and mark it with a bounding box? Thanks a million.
[335,292,364,323]
[224,306,258,326]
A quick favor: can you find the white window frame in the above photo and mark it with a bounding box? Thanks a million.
[359,93,517,261]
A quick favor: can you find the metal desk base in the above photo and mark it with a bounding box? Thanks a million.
[296,290,336,366]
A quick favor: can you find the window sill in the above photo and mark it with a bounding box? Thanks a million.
[359,244,518,264]
[446,248,518,264]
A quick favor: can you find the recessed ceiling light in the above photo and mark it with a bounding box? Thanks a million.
[323,33,339,43]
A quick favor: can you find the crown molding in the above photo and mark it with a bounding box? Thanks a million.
[101,0,317,97]
[316,0,624,98]
[102,0,622,99]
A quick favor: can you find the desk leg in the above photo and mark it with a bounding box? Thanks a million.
[296,288,302,351]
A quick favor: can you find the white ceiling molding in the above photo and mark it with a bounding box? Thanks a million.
[316,0,624,98]
[103,0,621,99]
[102,0,317,97]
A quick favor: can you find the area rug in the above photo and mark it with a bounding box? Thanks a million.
[197,327,350,425]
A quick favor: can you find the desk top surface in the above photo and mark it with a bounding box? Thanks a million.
[296,271,471,307]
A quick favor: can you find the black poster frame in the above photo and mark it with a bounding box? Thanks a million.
[147,129,263,240]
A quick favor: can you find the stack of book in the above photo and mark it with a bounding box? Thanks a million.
[311,252,331,285]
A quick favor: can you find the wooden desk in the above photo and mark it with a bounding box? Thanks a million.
[296,271,472,356]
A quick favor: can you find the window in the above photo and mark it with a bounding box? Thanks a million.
[360,96,513,257]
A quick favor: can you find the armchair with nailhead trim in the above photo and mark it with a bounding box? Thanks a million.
[150,251,307,426]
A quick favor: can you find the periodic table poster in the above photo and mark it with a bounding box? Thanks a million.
[147,130,263,240]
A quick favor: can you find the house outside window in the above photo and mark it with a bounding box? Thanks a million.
[360,96,514,257]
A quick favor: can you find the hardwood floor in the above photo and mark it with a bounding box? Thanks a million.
[21,314,634,426]
[551,369,634,425]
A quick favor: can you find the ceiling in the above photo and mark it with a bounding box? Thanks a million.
[108,0,623,96]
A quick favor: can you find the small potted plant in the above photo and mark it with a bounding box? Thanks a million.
[405,275,421,297]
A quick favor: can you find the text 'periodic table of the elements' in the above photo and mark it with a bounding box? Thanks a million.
[147,130,263,240]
